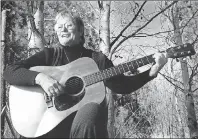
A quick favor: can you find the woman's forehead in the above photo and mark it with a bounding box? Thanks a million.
[56,16,74,24]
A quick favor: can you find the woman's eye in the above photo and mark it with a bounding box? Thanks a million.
[58,25,63,28]
[68,25,73,28]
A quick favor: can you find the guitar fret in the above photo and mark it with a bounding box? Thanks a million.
[101,71,106,80]
[125,64,127,72]
[112,67,118,76]
[97,72,102,81]
[106,69,110,78]
[126,63,131,72]
[141,58,145,65]
[88,75,94,84]
[93,73,98,83]
[145,56,151,64]
[145,55,154,64]
[138,59,143,67]
[119,64,124,72]
[109,69,113,76]
[135,60,140,68]
[115,66,121,74]
[108,69,113,77]
[129,61,134,70]
[118,65,125,73]
[84,76,91,86]
[132,61,138,69]
[123,63,129,72]
[104,69,109,78]
[141,57,146,65]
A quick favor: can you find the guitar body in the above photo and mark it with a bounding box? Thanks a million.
[9,57,106,137]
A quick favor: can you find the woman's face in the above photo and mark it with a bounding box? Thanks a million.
[55,16,82,47]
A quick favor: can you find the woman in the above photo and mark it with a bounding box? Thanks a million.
[3,10,167,138]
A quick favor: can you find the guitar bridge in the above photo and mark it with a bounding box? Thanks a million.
[44,93,53,108]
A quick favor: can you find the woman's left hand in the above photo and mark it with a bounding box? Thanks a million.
[149,52,168,77]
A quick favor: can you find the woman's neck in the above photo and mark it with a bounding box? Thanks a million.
[59,42,84,52]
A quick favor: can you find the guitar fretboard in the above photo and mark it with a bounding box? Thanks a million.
[83,54,155,86]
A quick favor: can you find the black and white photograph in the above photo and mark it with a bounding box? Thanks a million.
[1,1,198,138]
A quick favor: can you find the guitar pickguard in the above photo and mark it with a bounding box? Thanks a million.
[54,90,85,111]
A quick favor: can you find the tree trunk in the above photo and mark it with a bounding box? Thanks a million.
[34,1,44,36]
[107,92,116,138]
[172,6,198,138]
[27,1,45,56]
[98,1,111,56]
[1,9,10,137]
[98,1,115,138]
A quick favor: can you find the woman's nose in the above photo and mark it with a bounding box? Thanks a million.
[61,25,68,32]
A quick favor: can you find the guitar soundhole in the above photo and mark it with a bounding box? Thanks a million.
[65,76,84,95]
[54,76,85,111]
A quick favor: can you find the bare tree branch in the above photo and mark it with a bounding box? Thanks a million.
[189,63,198,92]
[110,1,178,57]
[159,72,184,92]
[134,30,173,37]
[192,88,198,93]
[181,9,198,34]
[110,1,147,48]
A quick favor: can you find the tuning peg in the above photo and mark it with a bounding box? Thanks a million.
[177,46,181,49]
[174,53,178,57]
[183,44,188,47]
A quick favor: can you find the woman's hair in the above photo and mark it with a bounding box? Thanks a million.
[54,10,85,44]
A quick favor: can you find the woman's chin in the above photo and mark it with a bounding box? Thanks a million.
[59,41,71,46]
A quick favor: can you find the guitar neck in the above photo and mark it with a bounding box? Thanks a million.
[84,54,155,86]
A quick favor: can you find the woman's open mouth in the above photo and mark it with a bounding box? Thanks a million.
[61,34,70,37]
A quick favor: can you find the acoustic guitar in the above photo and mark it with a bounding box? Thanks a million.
[8,43,195,137]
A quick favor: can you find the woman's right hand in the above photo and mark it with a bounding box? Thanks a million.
[35,73,65,97]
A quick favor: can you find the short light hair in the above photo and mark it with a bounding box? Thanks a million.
[54,10,85,44]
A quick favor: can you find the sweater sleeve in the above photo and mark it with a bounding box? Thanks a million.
[96,53,155,94]
[3,48,53,86]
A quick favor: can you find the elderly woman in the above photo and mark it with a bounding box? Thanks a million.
[3,10,167,138]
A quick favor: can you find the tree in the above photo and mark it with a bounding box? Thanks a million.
[159,1,198,138]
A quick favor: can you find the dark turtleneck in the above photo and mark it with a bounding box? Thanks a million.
[59,43,89,64]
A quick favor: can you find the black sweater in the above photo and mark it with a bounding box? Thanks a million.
[3,44,154,94]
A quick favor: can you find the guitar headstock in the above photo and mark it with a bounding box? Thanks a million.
[166,43,196,59]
